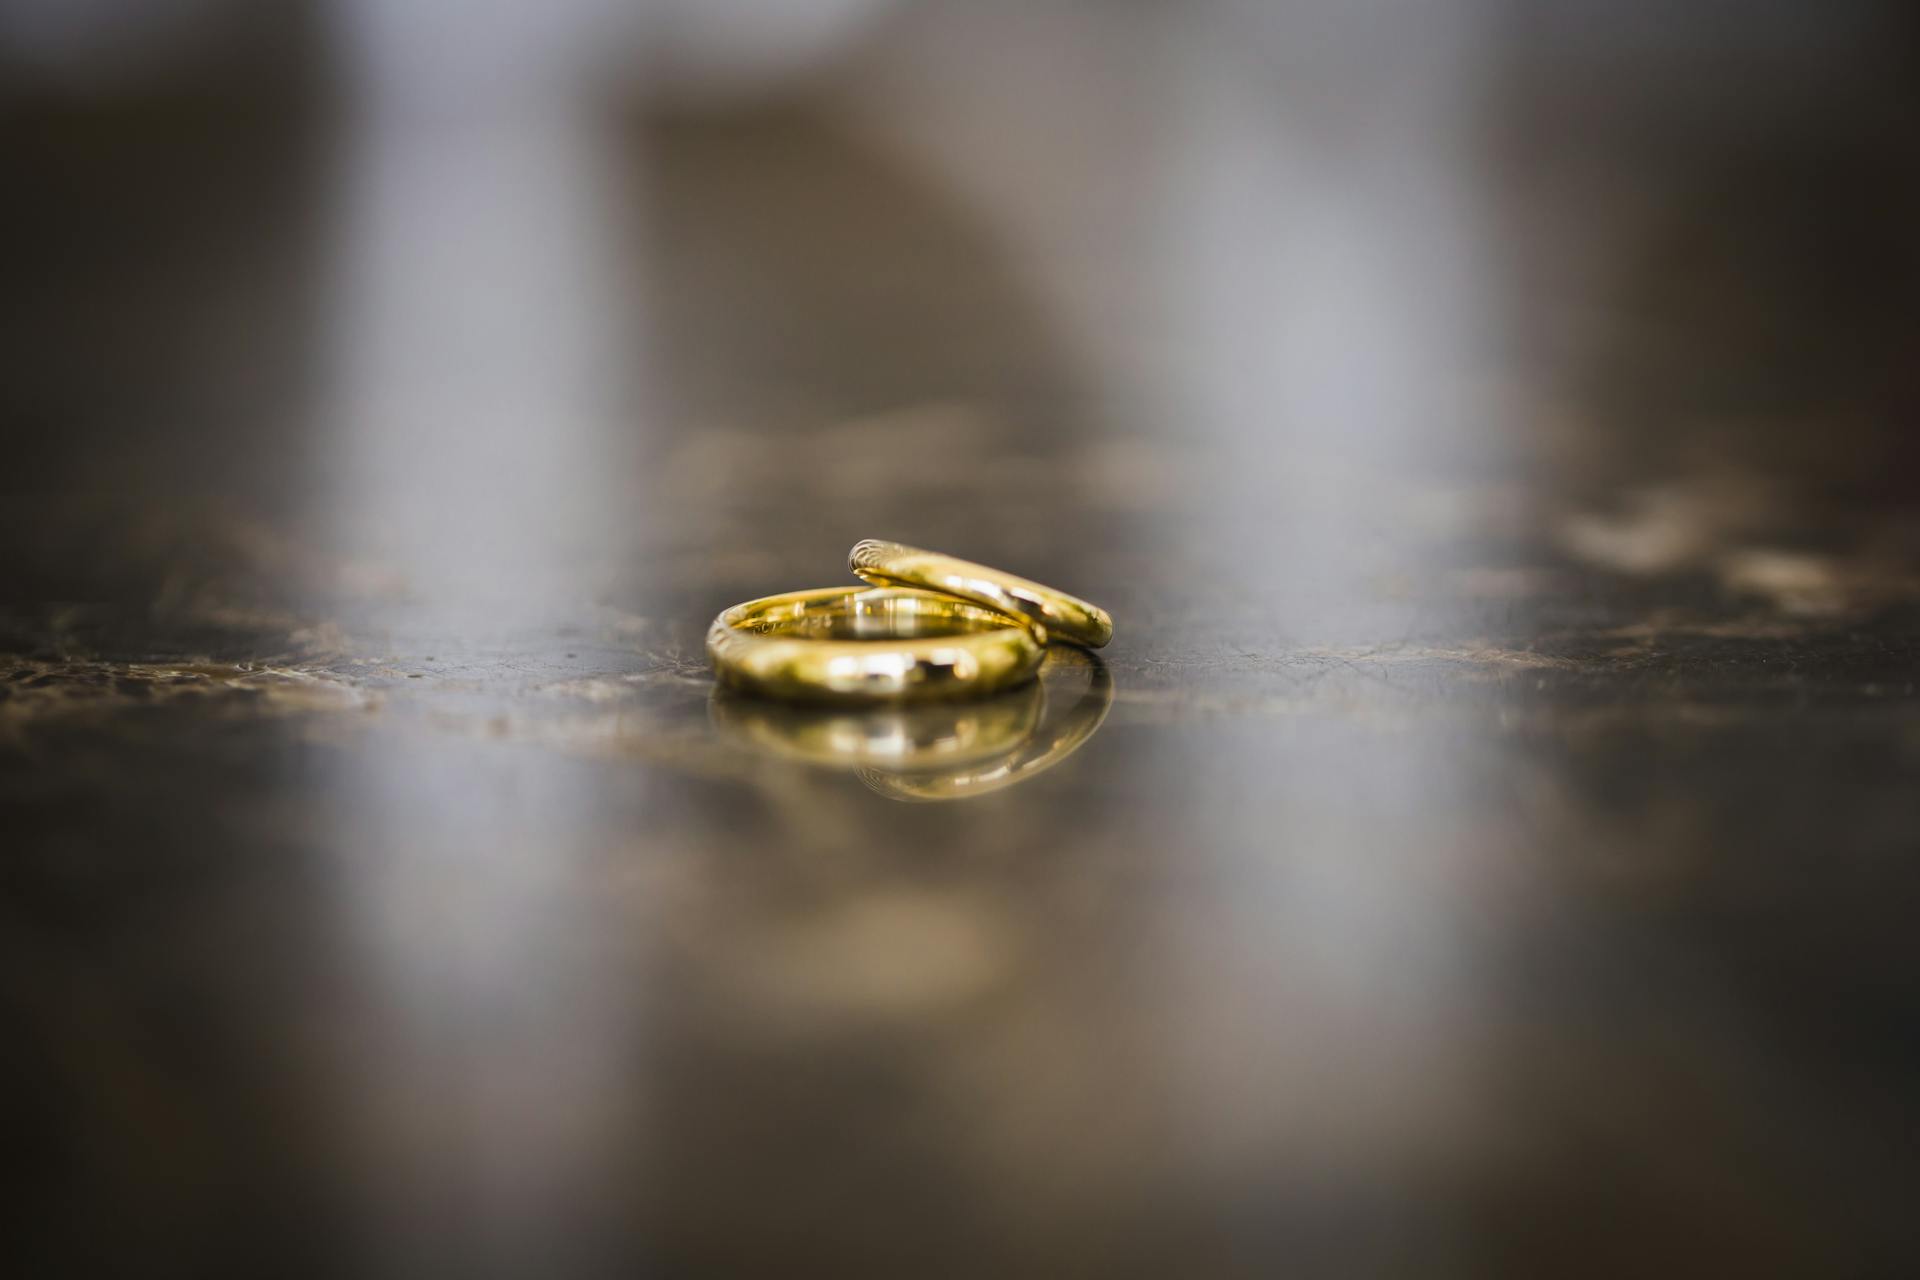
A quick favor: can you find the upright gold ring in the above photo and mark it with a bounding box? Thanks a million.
[706,586,1044,704]
[849,539,1114,649]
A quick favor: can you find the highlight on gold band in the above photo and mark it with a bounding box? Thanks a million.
[706,586,1044,704]
[710,650,1112,802]
[848,539,1114,649]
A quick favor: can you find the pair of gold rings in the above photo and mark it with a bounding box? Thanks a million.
[706,540,1113,703]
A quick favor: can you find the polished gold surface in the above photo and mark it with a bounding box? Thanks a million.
[849,539,1115,649]
[710,650,1112,800]
[706,586,1044,703]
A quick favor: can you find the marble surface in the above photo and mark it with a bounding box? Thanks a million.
[4,13,1919,1274]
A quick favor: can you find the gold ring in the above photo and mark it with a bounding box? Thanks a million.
[849,540,1114,649]
[706,586,1044,703]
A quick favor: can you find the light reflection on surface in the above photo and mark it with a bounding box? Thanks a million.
[711,650,1112,801]
[315,4,650,1273]
[323,0,637,616]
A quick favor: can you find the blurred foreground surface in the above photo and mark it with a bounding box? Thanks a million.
[3,3,1919,1276]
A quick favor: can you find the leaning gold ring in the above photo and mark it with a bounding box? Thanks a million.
[849,540,1114,649]
[706,586,1045,703]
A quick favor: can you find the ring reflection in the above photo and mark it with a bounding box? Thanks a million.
[711,652,1112,802]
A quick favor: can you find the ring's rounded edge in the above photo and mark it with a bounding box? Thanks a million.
[847,540,1113,650]
[706,586,1045,704]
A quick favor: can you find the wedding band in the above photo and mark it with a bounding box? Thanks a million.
[706,586,1044,703]
[849,540,1114,649]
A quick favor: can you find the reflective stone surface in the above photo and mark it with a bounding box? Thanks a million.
[4,4,1919,1275]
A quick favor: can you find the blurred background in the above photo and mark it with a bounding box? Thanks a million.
[3,2,1918,1276]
